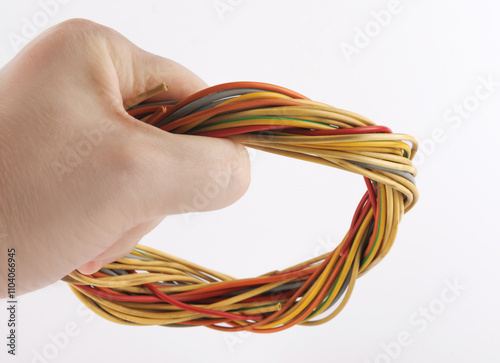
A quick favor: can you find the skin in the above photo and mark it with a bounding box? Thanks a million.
[0,19,250,298]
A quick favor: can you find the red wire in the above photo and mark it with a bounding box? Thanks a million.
[160,81,309,121]
[339,193,372,257]
[172,267,316,299]
[364,177,377,213]
[76,283,265,321]
[144,283,264,321]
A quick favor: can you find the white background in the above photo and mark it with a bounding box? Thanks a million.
[1,0,499,362]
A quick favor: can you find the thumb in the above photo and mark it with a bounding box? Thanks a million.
[131,120,252,216]
[99,20,251,213]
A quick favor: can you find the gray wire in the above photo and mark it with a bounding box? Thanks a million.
[125,253,151,261]
[309,223,370,318]
[350,160,416,186]
[150,281,179,286]
[187,96,238,114]
[154,88,267,128]
[108,269,128,275]
[100,268,119,276]
[316,263,353,315]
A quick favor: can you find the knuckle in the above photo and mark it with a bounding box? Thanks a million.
[51,18,103,38]
[24,19,107,62]
[41,19,112,54]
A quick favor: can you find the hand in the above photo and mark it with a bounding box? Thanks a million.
[0,19,250,297]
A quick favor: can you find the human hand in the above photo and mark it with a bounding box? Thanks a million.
[0,19,250,297]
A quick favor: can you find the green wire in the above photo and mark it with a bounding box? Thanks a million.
[229,303,277,312]
[133,249,153,259]
[192,116,338,132]
[304,249,353,321]
[305,183,382,321]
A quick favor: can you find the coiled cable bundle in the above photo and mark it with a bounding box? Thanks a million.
[62,82,418,333]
